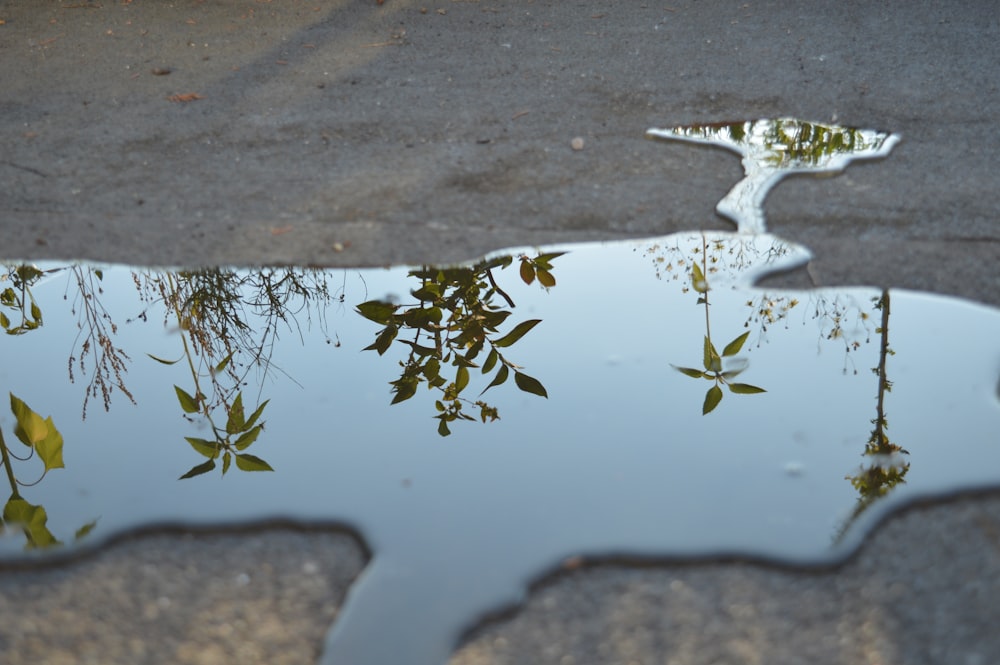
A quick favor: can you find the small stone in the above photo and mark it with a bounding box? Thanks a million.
[332,242,345,252]
[570,137,585,151]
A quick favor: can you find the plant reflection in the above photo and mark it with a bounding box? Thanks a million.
[669,234,766,414]
[357,253,559,436]
[0,394,94,549]
[839,290,910,537]
[0,234,917,545]
[642,232,910,524]
[1,264,99,549]
[133,269,335,478]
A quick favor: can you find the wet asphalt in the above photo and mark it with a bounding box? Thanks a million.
[2,1,1000,663]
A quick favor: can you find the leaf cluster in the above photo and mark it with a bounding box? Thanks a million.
[0,265,46,335]
[175,389,273,479]
[672,331,766,414]
[0,394,96,549]
[357,253,558,435]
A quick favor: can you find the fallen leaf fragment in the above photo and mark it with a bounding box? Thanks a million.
[270,226,293,236]
[167,92,204,102]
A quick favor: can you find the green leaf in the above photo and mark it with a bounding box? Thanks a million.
[536,268,556,288]
[722,331,750,357]
[703,385,724,414]
[74,519,98,542]
[533,252,566,269]
[728,383,767,394]
[234,424,263,451]
[174,386,200,414]
[403,305,443,327]
[3,497,60,549]
[480,364,509,395]
[703,337,721,372]
[222,451,232,475]
[465,338,484,362]
[179,459,216,479]
[481,309,513,331]
[226,392,246,434]
[390,376,419,404]
[482,348,499,374]
[0,312,9,329]
[364,325,397,355]
[356,300,398,324]
[147,353,182,365]
[400,340,438,357]
[672,365,709,379]
[455,366,470,394]
[243,399,269,431]
[514,371,548,398]
[234,453,274,472]
[10,393,47,446]
[437,418,451,437]
[520,260,535,285]
[35,417,64,471]
[185,437,221,459]
[411,284,441,302]
[29,302,41,323]
[453,354,479,369]
[423,358,441,381]
[214,351,234,374]
[691,262,708,293]
[493,319,542,348]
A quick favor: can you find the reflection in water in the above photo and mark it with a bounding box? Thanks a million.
[670,234,767,414]
[839,290,910,537]
[2,236,999,665]
[646,118,899,232]
[1,117,996,665]
[357,253,560,436]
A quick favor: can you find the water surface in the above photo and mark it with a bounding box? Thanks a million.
[2,119,997,665]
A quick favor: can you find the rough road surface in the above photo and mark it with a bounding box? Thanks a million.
[2,1,1000,663]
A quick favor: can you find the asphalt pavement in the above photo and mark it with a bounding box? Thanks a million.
[2,1,999,663]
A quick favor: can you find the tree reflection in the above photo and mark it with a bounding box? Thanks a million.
[839,290,910,538]
[357,253,559,436]
[647,118,899,233]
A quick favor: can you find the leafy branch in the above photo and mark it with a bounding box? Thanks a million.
[358,252,560,436]
[0,394,95,549]
[671,238,765,414]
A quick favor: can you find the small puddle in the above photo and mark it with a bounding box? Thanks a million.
[647,118,899,233]
[2,120,998,665]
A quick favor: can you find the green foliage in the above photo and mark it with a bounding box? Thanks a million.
[9,394,64,472]
[359,252,559,435]
[2,497,58,549]
[673,332,766,414]
[175,390,272,479]
[672,255,767,415]
[0,394,95,549]
[0,266,46,336]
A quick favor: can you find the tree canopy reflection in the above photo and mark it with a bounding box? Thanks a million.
[647,118,899,232]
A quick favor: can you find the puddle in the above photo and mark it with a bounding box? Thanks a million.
[2,119,998,665]
[646,118,899,233]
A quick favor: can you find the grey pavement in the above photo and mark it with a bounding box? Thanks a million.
[2,1,1000,663]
